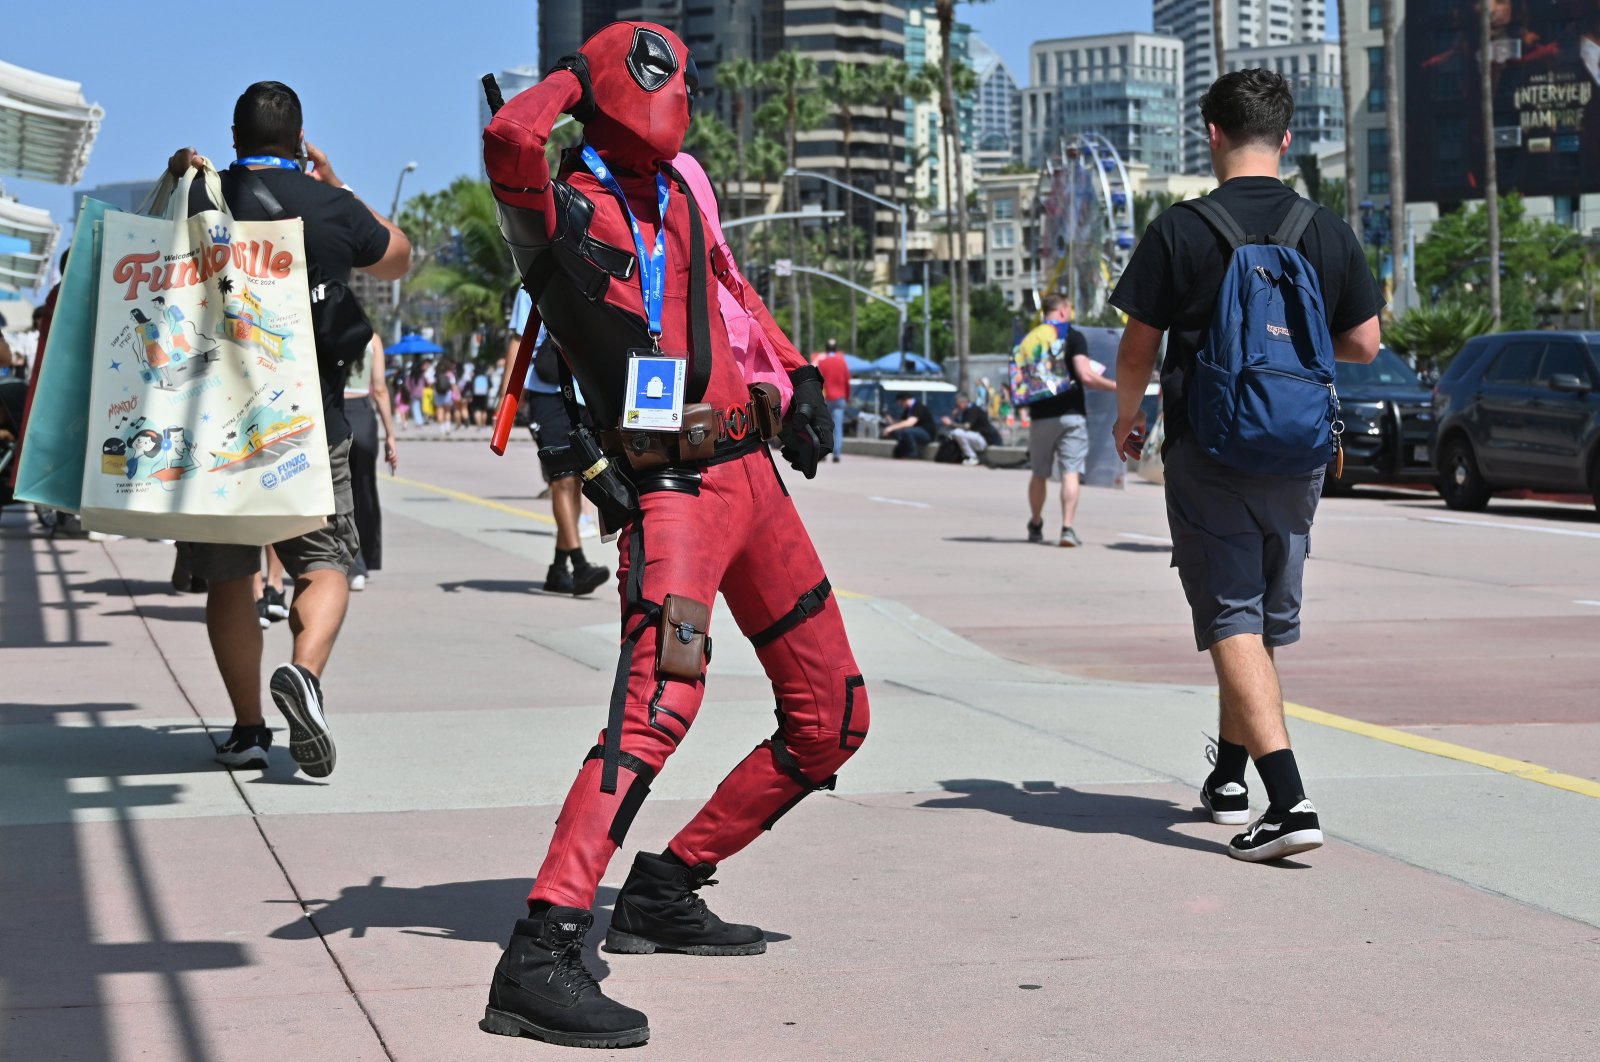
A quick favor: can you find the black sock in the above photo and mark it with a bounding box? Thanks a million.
[1254,749,1307,812]
[527,899,552,917]
[1206,737,1249,789]
[659,847,688,868]
[555,547,585,567]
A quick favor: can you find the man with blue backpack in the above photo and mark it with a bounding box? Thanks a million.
[1109,69,1382,863]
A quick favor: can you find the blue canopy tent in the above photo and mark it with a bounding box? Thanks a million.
[386,333,445,356]
[872,351,940,375]
[842,354,874,374]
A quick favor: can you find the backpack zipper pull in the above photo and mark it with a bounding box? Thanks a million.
[1329,382,1345,480]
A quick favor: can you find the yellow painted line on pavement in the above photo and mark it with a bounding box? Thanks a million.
[1285,701,1600,800]
[388,476,873,603]
[388,474,556,525]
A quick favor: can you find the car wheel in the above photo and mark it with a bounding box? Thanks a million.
[1438,436,1491,511]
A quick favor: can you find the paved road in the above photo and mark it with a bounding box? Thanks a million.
[3,439,1597,1061]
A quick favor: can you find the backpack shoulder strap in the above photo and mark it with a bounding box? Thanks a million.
[1179,196,1250,251]
[1269,197,1319,249]
[224,167,288,220]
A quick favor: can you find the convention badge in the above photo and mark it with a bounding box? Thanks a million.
[622,351,687,432]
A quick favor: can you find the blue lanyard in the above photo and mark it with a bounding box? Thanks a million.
[579,145,669,341]
[234,155,300,170]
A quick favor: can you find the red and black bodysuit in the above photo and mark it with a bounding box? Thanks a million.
[483,21,869,912]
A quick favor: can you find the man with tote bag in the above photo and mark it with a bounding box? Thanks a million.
[169,81,411,775]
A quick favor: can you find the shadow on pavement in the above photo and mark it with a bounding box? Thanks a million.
[269,876,623,981]
[440,578,550,595]
[105,604,208,623]
[918,779,1220,856]
[942,535,1035,546]
[1104,542,1172,553]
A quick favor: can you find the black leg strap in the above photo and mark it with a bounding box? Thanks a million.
[770,736,837,793]
[585,744,658,784]
[749,577,832,649]
[602,520,659,793]
[585,745,656,846]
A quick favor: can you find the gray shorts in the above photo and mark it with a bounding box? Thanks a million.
[1164,435,1324,652]
[177,438,359,583]
[1028,413,1088,480]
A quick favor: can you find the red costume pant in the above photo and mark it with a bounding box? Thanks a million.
[529,448,869,910]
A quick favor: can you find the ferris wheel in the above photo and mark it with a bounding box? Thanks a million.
[1034,131,1136,314]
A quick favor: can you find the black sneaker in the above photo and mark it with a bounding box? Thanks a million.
[1059,526,1082,548]
[570,561,610,597]
[214,724,272,769]
[1200,779,1250,825]
[262,585,289,621]
[1228,799,1323,862]
[480,907,650,1049]
[256,597,271,630]
[544,562,574,594]
[1026,518,1044,544]
[270,664,336,778]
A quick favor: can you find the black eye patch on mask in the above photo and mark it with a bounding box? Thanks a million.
[627,27,679,92]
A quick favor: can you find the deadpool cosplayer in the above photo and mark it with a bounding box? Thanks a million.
[477,21,870,1050]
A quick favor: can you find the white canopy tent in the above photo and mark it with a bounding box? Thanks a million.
[0,59,102,185]
[0,60,100,292]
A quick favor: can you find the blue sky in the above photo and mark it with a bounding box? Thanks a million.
[6,1,1330,298]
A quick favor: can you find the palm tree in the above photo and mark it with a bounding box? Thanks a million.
[828,61,878,354]
[1477,0,1501,327]
[760,51,823,348]
[683,112,738,187]
[748,135,788,303]
[1211,0,1226,73]
[409,179,517,350]
[934,1,979,387]
[718,56,763,233]
[1337,0,1360,237]
[1382,0,1406,311]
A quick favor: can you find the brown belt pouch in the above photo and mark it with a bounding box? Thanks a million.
[658,594,711,681]
[749,383,783,440]
[617,430,673,472]
[680,404,719,461]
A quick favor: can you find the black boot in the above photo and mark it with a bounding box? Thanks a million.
[605,852,766,956]
[480,907,649,1049]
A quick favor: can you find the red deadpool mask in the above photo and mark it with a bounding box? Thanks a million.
[579,21,695,172]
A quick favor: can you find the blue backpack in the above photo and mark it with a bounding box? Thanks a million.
[1181,196,1339,476]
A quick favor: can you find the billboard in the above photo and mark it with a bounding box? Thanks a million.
[1406,0,1600,204]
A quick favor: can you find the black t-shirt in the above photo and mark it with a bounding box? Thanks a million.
[1027,325,1090,419]
[897,400,935,434]
[957,404,1002,445]
[1109,176,1384,445]
[189,167,390,443]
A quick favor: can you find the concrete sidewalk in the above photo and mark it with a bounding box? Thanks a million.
[3,442,1597,1061]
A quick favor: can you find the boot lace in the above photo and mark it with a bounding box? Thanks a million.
[682,870,720,918]
[547,937,600,996]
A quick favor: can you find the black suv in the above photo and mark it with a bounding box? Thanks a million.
[1430,330,1600,511]
[1327,347,1435,492]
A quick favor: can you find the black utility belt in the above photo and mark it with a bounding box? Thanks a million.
[601,383,782,474]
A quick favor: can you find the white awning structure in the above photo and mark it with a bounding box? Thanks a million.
[0,195,58,293]
[0,59,103,185]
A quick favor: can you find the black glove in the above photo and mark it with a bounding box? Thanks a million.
[547,53,597,124]
[778,366,832,479]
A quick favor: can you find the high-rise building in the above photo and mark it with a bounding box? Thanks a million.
[1021,32,1185,176]
[1347,0,1396,212]
[1153,0,1327,172]
[971,36,1020,175]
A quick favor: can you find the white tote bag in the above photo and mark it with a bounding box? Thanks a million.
[78,164,334,544]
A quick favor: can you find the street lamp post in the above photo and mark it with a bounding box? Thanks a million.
[786,263,908,366]
[390,161,418,343]
[783,167,908,269]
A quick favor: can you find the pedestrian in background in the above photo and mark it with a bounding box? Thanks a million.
[883,392,935,458]
[1018,294,1115,547]
[940,391,1001,465]
[815,338,851,464]
[345,333,400,591]
[1111,68,1382,862]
